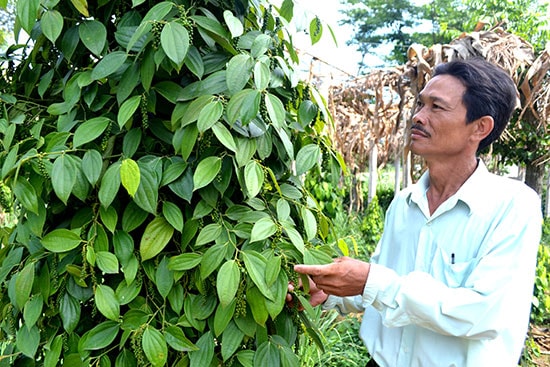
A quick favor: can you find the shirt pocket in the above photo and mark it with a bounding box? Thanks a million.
[430,246,477,288]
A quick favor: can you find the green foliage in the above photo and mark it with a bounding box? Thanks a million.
[358,196,383,255]
[0,0,344,365]
[491,117,550,174]
[340,0,420,66]
[298,308,370,367]
[375,184,394,215]
[462,0,549,52]
[531,218,550,325]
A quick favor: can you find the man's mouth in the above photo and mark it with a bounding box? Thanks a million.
[410,125,430,138]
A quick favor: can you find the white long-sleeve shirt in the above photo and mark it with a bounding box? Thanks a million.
[324,161,542,367]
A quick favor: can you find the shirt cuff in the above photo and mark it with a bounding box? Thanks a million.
[362,263,384,306]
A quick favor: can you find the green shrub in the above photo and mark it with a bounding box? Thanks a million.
[376,185,395,215]
[531,218,550,325]
[298,308,370,367]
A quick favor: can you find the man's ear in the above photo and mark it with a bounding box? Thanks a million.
[472,115,494,142]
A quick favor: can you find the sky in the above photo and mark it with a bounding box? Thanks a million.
[289,0,366,77]
[290,0,396,77]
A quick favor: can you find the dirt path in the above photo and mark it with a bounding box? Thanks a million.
[531,325,550,366]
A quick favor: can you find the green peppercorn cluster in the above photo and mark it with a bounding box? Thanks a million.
[0,181,12,212]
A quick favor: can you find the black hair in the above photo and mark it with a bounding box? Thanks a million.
[433,58,518,152]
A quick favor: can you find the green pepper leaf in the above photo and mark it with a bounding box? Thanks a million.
[217,260,240,307]
[139,217,174,261]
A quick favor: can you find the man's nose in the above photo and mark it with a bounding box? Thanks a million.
[412,107,425,124]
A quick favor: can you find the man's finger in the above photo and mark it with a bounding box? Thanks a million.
[294,264,328,276]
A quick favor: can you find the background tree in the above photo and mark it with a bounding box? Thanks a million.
[341,0,548,68]
[0,0,343,365]
[340,0,467,68]
[0,0,14,50]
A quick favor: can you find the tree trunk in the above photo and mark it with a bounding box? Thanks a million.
[394,155,401,194]
[403,150,412,188]
[368,144,378,203]
[525,161,544,196]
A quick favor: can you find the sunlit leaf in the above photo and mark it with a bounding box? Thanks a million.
[143,1,173,22]
[251,34,271,58]
[309,16,323,45]
[120,158,140,197]
[194,223,222,247]
[96,251,120,274]
[141,326,168,367]
[301,207,317,241]
[70,0,89,17]
[254,61,270,91]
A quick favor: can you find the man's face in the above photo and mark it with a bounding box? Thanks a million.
[410,74,480,160]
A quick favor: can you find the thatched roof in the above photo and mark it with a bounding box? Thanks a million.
[328,26,548,172]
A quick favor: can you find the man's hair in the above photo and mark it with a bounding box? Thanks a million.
[432,58,518,152]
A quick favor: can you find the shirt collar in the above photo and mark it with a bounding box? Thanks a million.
[406,159,490,215]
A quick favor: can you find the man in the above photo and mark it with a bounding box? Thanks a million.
[293,58,543,366]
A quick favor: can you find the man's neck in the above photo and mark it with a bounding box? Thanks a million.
[426,157,479,215]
